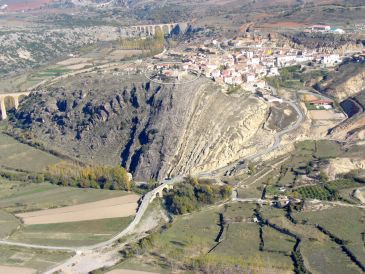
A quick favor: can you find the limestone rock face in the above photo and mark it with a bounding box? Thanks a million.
[12,73,268,180]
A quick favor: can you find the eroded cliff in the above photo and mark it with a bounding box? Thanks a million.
[11,72,268,179]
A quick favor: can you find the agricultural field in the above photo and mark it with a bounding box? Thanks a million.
[301,239,362,274]
[0,180,129,213]
[0,133,62,172]
[296,185,333,200]
[0,178,136,248]
[0,210,20,238]
[261,205,364,273]
[0,265,36,274]
[16,194,139,225]
[262,226,295,255]
[294,207,365,264]
[154,207,221,258]
[207,203,293,271]
[8,217,133,247]
[0,245,72,272]
[135,202,296,272]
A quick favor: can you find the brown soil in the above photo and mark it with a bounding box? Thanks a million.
[16,195,140,225]
[0,265,36,274]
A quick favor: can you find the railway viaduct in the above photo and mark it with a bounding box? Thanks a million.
[130,22,189,36]
[0,92,30,120]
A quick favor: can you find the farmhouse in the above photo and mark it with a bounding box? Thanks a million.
[309,99,333,109]
[310,25,331,32]
[321,54,341,66]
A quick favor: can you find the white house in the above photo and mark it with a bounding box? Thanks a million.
[321,54,340,66]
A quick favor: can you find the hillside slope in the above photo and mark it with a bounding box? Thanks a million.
[11,73,268,180]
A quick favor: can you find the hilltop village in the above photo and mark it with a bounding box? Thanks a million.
[147,30,345,92]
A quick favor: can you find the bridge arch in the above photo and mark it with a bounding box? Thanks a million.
[130,23,183,37]
[4,96,16,110]
[0,92,30,120]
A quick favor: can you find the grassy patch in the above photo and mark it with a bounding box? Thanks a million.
[301,239,361,274]
[208,203,293,271]
[314,140,343,159]
[154,207,220,258]
[262,226,295,254]
[0,245,72,272]
[0,180,128,213]
[0,209,20,238]
[9,217,133,247]
[294,207,365,264]
[0,132,62,172]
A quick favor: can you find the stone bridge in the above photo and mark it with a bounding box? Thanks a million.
[130,22,188,36]
[0,91,30,120]
[150,183,174,201]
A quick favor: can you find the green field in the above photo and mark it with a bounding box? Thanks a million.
[35,67,70,77]
[262,226,295,254]
[154,207,220,259]
[0,245,72,272]
[0,133,62,172]
[314,140,343,159]
[301,239,362,274]
[9,217,133,247]
[261,205,364,273]
[294,207,365,264]
[0,210,20,238]
[0,180,128,213]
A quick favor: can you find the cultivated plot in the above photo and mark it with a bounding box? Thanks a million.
[16,194,140,225]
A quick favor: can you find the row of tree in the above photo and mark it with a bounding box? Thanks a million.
[46,162,132,191]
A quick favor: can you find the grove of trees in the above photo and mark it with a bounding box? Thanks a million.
[46,162,132,191]
[164,176,232,215]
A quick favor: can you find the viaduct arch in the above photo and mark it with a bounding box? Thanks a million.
[131,22,188,36]
[0,91,30,120]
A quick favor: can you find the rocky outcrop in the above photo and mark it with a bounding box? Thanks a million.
[323,157,365,180]
[12,73,268,180]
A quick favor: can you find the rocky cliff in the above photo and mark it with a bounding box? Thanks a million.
[12,72,268,180]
